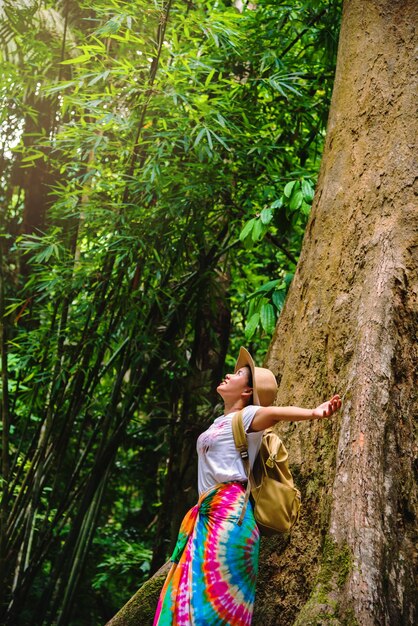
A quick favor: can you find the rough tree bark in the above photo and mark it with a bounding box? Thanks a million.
[107,0,417,624]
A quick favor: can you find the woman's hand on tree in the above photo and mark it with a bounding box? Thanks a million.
[312,394,341,419]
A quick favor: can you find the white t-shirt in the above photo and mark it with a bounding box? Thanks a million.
[196,405,263,495]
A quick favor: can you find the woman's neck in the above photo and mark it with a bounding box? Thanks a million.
[223,400,246,415]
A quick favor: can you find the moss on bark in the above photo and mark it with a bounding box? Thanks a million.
[292,538,356,626]
[105,562,170,626]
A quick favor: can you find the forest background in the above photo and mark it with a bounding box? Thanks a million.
[0,1,343,624]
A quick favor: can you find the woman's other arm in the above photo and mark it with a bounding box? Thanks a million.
[249,394,342,431]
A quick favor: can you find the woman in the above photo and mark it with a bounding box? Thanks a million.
[153,347,341,626]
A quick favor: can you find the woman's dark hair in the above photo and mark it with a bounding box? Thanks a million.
[243,365,253,388]
[243,365,253,405]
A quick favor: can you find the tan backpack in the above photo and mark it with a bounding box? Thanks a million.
[232,410,301,536]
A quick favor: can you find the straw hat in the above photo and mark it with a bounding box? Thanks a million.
[234,347,278,407]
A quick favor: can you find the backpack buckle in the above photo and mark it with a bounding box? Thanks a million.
[238,446,249,460]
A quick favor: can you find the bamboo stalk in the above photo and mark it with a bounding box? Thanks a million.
[0,238,11,610]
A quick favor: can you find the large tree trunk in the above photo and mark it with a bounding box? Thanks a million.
[256,1,417,625]
[106,1,417,624]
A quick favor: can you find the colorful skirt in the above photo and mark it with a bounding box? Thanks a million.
[153,482,260,626]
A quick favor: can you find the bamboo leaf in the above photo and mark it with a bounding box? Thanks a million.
[20,151,45,163]
[205,128,213,150]
[205,69,216,86]
[257,279,280,293]
[194,127,206,147]
[60,53,91,65]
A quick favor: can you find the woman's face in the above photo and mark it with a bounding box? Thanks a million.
[216,367,252,403]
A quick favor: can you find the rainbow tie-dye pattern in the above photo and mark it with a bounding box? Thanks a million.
[153,482,260,625]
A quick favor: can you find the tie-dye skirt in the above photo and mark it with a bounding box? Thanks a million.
[153,481,260,625]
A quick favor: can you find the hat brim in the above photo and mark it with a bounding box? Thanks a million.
[234,346,260,405]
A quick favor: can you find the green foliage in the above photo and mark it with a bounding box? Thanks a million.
[0,0,341,623]
[293,537,357,626]
[92,534,152,600]
[238,176,315,340]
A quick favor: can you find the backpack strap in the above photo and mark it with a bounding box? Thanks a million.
[232,410,253,526]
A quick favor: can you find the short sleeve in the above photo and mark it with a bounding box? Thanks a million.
[242,404,260,432]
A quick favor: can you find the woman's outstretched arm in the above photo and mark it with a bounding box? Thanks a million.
[249,394,341,431]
